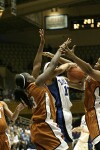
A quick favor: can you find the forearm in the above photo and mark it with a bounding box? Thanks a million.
[49,48,62,70]
[67,54,92,75]
[11,108,20,122]
[68,80,85,91]
[32,29,45,77]
[43,52,72,64]
[32,42,45,77]
[33,42,44,65]
[59,57,72,64]
[11,104,24,122]
[50,40,73,70]
[38,41,45,53]
[35,48,62,86]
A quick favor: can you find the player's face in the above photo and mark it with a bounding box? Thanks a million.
[24,73,35,82]
[28,74,35,82]
[94,58,100,70]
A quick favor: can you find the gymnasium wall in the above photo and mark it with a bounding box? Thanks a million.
[6,100,85,118]
[42,4,100,47]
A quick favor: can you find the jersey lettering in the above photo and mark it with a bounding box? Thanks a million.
[64,85,68,96]
[58,79,67,85]
[30,96,37,108]
[58,79,68,96]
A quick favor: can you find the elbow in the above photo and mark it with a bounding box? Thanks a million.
[10,114,17,122]
[10,116,16,122]
[10,118,15,122]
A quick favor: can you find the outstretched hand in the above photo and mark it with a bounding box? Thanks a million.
[58,38,73,56]
[39,29,45,44]
[59,38,72,50]
[65,44,76,59]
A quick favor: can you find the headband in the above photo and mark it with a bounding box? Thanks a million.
[20,74,25,88]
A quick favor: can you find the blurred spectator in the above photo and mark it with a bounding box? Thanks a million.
[6,117,37,150]
[11,131,19,150]
[72,115,94,150]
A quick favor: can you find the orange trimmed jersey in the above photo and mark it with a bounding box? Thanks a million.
[84,76,100,144]
[26,83,68,150]
[0,102,10,150]
[0,102,8,132]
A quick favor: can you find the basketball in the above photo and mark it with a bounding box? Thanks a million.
[67,66,85,83]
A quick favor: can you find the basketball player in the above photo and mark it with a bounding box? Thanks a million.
[43,56,84,150]
[0,101,26,150]
[64,44,100,150]
[13,38,72,150]
[0,29,45,150]
[72,115,94,150]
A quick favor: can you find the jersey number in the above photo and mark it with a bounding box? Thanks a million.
[64,86,68,96]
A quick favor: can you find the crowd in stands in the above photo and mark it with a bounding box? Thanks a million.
[6,117,37,150]
[5,115,84,150]
[0,43,100,73]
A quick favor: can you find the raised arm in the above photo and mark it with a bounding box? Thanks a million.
[43,38,72,64]
[43,51,72,64]
[50,62,77,77]
[2,101,26,122]
[65,45,100,82]
[35,38,71,86]
[32,29,45,78]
